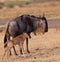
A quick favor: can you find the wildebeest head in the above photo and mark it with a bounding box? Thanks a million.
[33,15,48,35]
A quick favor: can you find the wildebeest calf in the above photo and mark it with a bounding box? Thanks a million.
[4,33,28,56]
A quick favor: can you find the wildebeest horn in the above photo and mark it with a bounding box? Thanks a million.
[38,13,45,18]
[41,13,45,18]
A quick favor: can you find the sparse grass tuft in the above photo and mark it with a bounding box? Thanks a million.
[4,1,15,8]
[0,26,5,32]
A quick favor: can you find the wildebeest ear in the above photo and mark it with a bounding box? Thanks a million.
[38,13,45,19]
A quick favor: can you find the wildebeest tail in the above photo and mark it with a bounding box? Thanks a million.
[4,23,9,48]
[4,33,8,48]
[4,34,7,44]
[4,42,7,48]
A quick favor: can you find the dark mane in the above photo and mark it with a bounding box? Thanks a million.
[41,16,48,32]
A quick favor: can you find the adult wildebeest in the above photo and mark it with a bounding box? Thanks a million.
[4,14,48,55]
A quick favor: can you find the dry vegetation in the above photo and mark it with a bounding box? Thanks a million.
[0,1,60,62]
[0,28,60,62]
[0,2,60,19]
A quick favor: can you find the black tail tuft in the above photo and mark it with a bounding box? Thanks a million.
[4,34,7,44]
[4,34,7,48]
[4,43,7,48]
[4,23,9,48]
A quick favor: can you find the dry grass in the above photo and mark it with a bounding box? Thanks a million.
[0,1,60,62]
[0,28,60,62]
[0,25,5,32]
[0,2,60,20]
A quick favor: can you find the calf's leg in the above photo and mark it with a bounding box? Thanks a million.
[18,43,23,55]
[13,46,18,55]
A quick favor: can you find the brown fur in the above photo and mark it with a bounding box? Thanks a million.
[4,33,28,56]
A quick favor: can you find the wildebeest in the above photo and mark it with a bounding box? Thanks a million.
[4,33,28,56]
[4,14,48,55]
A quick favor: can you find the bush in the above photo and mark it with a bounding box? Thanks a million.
[25,2,30,5]
[4,0,33,8]
[15,1,25,7]
[4,1,15,8]
[0,3,4,9]
[16,1,32,7]
[0,26,5,32]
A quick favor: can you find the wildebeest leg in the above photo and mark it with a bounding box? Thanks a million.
[28,33,31,38]
[26,38,30,53]
[19,46,23,54]
[2,47,8,59]
[22,43,24,54]
[18,43,23,55]
[20,43,24,54]
[13,46,18,55]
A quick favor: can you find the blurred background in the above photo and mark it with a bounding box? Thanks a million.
[0,0,60,20]
[0,0,60,32]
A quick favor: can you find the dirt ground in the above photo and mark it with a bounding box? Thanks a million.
[0,28,60,62]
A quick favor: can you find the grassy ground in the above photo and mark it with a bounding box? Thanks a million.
[0,2,60,20]
[0,28,60,62]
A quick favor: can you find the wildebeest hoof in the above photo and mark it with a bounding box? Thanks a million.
[20,52,23,55]
[9,53,12,56]
[15,53,18,55]
[27,50,30,53]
